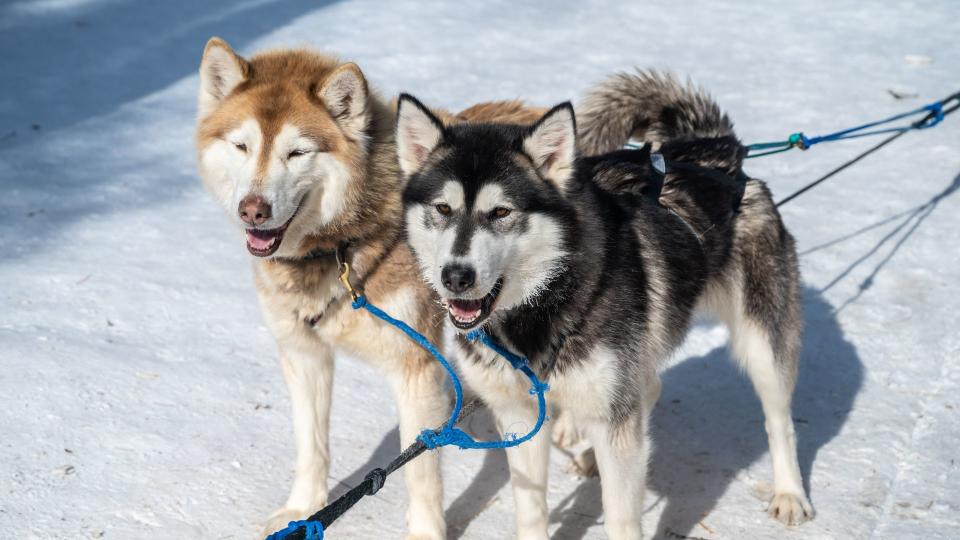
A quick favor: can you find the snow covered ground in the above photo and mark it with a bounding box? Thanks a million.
[2,0,959,538]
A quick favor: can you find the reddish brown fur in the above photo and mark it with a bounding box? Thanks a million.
[195,39,550,535]
[456,100,548,124]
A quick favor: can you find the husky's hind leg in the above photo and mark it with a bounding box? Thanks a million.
[709,255,812,523]
[729,315,811,524]
[708,181,812,525]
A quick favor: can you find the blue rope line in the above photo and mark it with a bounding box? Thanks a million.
[266,519,324,540]
[350,295,549,451]
[744,99,947,158]
[804,102,943,145]
[350,295,462,433]
[417,329,549,450]
[623,97,952,158]
[265,297,550,540]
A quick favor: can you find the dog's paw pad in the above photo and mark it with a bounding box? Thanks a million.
[564,447,599,478]
[768,492,813,526]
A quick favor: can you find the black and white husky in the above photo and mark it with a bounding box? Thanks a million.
[396,71,812,539]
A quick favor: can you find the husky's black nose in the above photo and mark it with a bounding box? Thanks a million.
[441,264,476,293]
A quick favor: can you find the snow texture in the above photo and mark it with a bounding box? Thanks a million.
[1,1,959,538]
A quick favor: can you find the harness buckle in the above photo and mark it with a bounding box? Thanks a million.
[338,261,359,302]
[335,241,359,302]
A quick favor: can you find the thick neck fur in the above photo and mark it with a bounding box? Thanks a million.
[484,180,609,370]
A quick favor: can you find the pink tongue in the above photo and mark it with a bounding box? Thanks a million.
[450,300,482,319]
[246,230,278,251]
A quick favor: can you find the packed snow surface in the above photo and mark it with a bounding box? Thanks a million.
[2,1,959,538]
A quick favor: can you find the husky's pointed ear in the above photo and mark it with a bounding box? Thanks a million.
[317,63,369,137]
[523,102,577,190]
[396,94,445,176]
[198,37,249,118]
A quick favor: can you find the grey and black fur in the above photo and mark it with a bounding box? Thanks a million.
[577,69,735,154]
[397,70,811,540]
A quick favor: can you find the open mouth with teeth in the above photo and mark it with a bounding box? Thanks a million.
[445,278,504,330]
[244,210,300,257]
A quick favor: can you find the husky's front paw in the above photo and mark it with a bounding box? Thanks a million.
[263,506,314,537]
[768,492,813,525]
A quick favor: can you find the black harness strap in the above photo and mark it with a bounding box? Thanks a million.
[277,399,483,540]
[650,152,749,212]
[299,246,338,262]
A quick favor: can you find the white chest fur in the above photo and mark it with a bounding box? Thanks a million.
[456,341,620,424]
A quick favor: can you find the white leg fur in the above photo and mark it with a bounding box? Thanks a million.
[265,344,335,533]
[496,404,551,540]
[728,319,812,524]
[586,415,648,540]
[704,276,813,525]
[459,357,551,539]
[387,364,448,540]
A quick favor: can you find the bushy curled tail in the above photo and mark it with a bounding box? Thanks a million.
[577,69,736,155]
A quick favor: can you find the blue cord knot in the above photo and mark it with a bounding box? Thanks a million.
[351,295,367,309]
[418,426,476,450]
[919,102,944,128]
[787,132,809,150]
[265,519,324,540]
[529,381,550,395]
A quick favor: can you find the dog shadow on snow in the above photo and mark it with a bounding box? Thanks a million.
[546,287,864,539]
[329,287,863,540]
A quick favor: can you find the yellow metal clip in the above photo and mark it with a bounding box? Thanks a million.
[335,241,360,302]
[338,261,359,302]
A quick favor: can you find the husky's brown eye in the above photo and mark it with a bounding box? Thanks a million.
[490,207,512,219]
[435,203,452,215]
[288,149,308,159]
[233,142,247,152]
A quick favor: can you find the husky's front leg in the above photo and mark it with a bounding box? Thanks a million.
[387,355,448,540]
[491,399,551,540]
[586,412,649,540]
[265,342,335,533]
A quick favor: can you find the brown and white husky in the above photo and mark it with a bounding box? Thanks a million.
[194,37,546,538]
